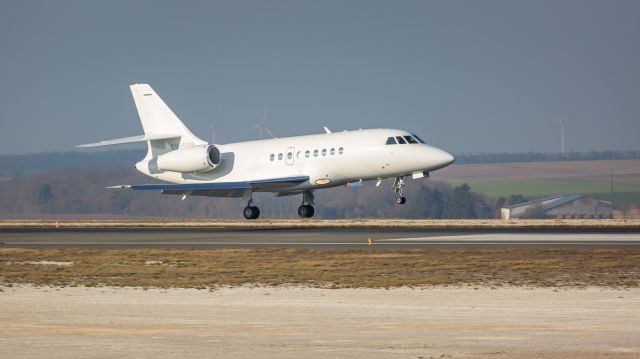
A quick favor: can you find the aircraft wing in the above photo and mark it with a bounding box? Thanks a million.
[109,175,309,198]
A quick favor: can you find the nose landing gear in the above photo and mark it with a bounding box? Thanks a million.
[393,176,406,205]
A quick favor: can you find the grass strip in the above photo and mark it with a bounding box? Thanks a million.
[1,248,639,289]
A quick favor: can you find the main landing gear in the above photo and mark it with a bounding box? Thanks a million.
[393,176,406,205]
[298,190,315,218]
[242,190,315,220]
[298,205,314,218]
[243,193,260,219]
[243,203,260,220]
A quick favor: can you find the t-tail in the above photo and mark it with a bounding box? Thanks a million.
[77,84,207,172]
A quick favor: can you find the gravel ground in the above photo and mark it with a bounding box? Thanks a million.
[1,286,639,358]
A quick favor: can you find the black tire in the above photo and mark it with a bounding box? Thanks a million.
[395,196,406,205]
[251,206,260,219]
[243,206,260,220]
[243,206,254,219]
[298,205,315,218]
[305,205,315,218]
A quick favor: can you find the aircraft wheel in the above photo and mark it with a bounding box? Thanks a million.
[306,205,315,218]
[298,205,315,218]
[395,196,406,205]
[243,206,260,220]
[252,206,261,219]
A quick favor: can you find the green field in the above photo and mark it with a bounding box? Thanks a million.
[453,174,640,206]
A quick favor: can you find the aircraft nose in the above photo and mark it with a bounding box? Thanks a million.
[440,149,455,166]
[429,147,455,169]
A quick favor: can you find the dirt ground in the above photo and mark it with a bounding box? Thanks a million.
[0,286,638,358]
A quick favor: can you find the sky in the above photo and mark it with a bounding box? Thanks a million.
[1,0,639,155]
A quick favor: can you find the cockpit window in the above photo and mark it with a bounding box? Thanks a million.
[403,135,419,144]
[386,137,397,145]
[395,136,407,144]
[411,133,426,143]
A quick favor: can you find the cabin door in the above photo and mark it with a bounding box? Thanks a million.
[285,147,295,165]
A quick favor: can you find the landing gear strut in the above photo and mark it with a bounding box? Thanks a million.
[242,192,260,220]
[393,176,406,205]
[298,190,315,218]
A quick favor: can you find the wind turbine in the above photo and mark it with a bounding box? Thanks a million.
[248,100,276,140]
[557,118,567,154]
[210,107,218,144]
[210,122,217,144]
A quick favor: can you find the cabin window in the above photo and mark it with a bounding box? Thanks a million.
[403,135,419,144]
[313,149,319,157]
[338,147,344,154]
[269,154,275,161]
[396,136,407,144]
[305,150,310,158]
[296,151,301,158]
[278,153,283,160]
[287,152,292,160]
[330,148,335,155]
[322,149,327,156]
[386,137,397,145]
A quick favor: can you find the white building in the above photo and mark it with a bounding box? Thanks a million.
[501,194,613,220]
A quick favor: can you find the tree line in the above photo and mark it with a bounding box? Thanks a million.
[0,167,513,219]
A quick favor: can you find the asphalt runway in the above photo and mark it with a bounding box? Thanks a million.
[2,227,640,249]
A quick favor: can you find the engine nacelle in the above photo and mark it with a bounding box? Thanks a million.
[157,145,221,173]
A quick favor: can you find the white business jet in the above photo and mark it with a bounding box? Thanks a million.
[79,84,455,219]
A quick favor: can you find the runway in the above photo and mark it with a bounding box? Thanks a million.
[2,227,640,249]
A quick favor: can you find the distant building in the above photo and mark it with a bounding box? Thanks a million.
[501,194,613,220]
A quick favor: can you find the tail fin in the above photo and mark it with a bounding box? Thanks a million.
[77,84,206,161]
[130,84,205,147]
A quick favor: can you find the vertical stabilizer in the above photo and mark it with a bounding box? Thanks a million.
[130,84,206,168]
[130,84,205,146]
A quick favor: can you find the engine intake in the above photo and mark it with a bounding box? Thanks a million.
[157,145,222,173]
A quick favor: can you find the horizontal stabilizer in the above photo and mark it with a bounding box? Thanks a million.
[76,133,180,148]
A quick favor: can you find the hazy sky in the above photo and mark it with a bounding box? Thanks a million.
[1,0,639,154]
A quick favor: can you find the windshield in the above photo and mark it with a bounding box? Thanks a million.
[410,133,426,143]
[403,135,419,144]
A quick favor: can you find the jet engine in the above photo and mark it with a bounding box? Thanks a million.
[157,145,221,173]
